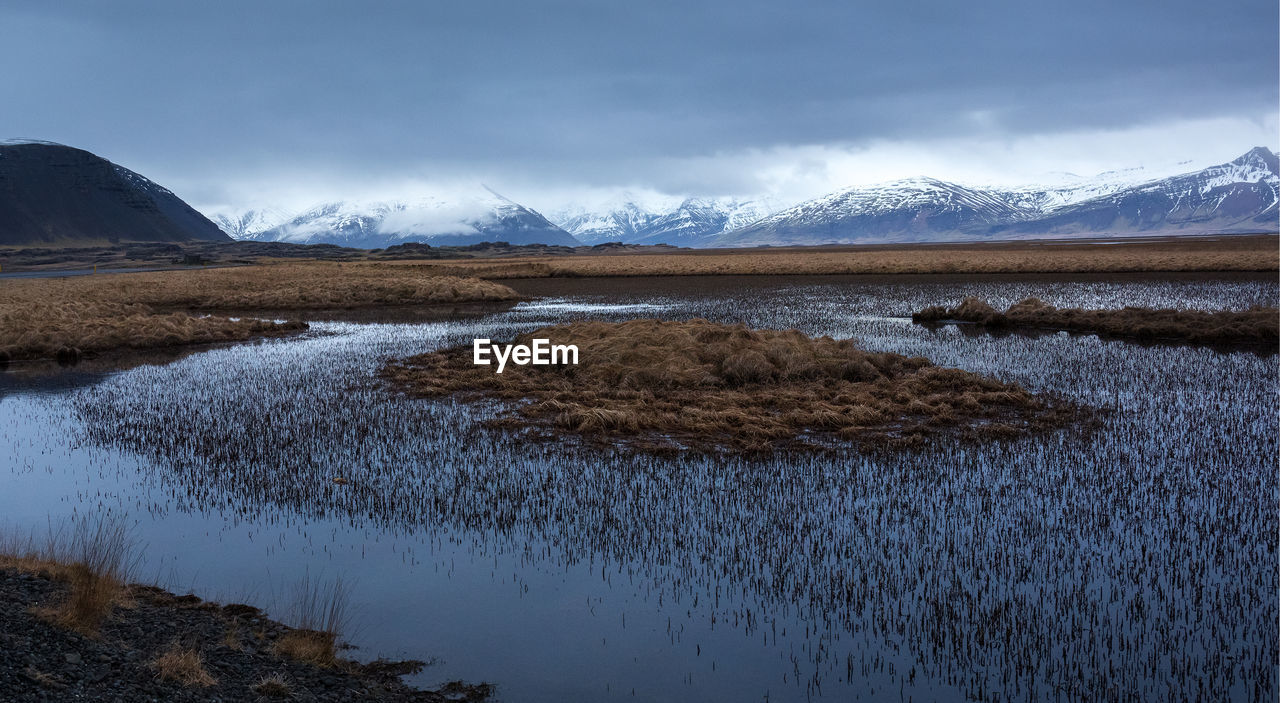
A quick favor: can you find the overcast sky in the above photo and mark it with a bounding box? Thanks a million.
[2,0,1276,214]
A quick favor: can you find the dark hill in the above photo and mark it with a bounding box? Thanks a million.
[0,142,229,246]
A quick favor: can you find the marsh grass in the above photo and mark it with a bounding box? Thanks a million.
[383,319,1082,452]
[409,235,1278,279]
[914,297,1280,348]
[0,261,520,311]
[272,575,351,667]
[0,301,307,362]
[150,644,217,687]
[0,514,138,636]
[0,262,519,361]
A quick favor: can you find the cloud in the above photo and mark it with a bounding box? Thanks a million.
[0,1,1274,213]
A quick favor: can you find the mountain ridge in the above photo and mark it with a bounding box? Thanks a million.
[716,147,1279,247]
[551,196,778,246]
[204,146,1279,249]
[0,142,229,246]
[240,188,580,249]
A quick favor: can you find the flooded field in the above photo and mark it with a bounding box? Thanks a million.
[1,272,1276,702]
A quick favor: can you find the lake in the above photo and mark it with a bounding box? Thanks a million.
[1,272,1275,702]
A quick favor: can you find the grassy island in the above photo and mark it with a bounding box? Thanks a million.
[383,319,1082,453]
[913,297,1279,348]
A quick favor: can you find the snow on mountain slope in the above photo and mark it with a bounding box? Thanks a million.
[0,141,228,245]
[628,197,778,246]
[994,157,1209,212]
[550,193,681,244]
[716,147,1279,246]
[203,147,1276,251]
[208,207,293,239]
[717,177,1033,247]
[553,195,778,246]
[999,146,1280,237]
[245,188,580,248]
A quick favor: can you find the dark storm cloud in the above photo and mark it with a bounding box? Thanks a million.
[0,0,1275,199]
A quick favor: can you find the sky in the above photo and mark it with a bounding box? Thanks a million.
[1,0,1276,216]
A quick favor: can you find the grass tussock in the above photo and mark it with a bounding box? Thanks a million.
[272,574,350,667]
[252,673,293,697]
[913,297,1279,348]
[383,319,1080,453]
[151,644,217,687]
[274,629,339,667]
[0,514,136,636]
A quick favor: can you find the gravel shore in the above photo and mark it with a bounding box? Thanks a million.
[0,566,490,702]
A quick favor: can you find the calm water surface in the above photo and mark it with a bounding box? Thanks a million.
[1,273,1276,702]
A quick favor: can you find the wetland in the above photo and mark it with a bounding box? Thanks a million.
[0,270,1275,702]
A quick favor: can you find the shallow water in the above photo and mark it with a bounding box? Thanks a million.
[1,273,1276,702]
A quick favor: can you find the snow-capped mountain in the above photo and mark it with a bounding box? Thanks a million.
[997,146,1280,238]
[717,178,1033,247]
[243,188,580,248]
[209,207,293,239]
[716,147,1280,247]
[553,196,777,246]
[202,147,1276,251]
[551,193,680,244]
[999,162,1195,212]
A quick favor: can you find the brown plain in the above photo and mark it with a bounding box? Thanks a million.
[0,262,520,362]
[395,235,1279,279]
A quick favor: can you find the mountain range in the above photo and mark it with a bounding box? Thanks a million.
[550,196,777,247]
[0,141,1273,250]
[210,147,1277,249]
[718,147,1279,246]
[0,141,228,246]
[208,207,293,240]
[230,188,580,248]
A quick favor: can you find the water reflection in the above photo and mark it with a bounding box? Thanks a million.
[2,274,1276,702]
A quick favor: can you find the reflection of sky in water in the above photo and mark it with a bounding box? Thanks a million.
[512,299,675,315]
[0,274,1276,703]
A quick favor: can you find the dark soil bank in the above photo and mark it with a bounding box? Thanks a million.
[0,567,489,702]
[913,296,1279,349]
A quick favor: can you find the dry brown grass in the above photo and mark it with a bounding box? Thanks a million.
[274,629,339,667]
[0,262,519,361]
[0,514,136,636]
[0,261,520,310]
[271,574,349,667]
[151,644,217,687]
[383,319,1081,453]
[0,301,307,362]
[914,297,1279,348]
[222,620,243,650]
[403,235,1278,279]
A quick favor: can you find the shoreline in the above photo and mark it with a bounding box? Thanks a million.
[0,565,491,702]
